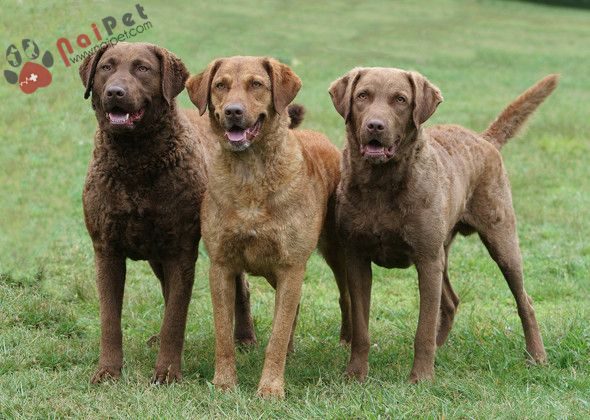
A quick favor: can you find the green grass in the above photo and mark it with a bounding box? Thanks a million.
[1,0,589,417]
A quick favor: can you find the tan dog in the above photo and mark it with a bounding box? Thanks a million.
[186,56,351,398]
[329,68,558,382]
[80,42,255,384]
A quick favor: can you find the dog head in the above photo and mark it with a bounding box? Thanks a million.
[186,56,301,152]
[79,42,188,135]
[329,67,442,164]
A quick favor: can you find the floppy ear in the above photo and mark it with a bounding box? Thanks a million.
[79,44,109,99]
[186,59,222,116]
[152,46,189,106]
[328,68,363,123]
[263,58,302,114]
[408,71,443,128]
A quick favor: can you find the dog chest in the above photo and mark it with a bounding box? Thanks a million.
[338,199,414,269]
[354,228,413,269]
[208,199,320,274]
[84,176,199,259]
[228,232,288,274]
[237,221,309,264]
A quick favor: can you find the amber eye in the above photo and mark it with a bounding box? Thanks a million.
[215,82,225,89]
[101,64,112,71]
[396,95,406,103]
[251,80,263,88]
[137,65,149,72]
[357,91,368,100]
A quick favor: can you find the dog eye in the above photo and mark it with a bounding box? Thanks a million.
[101,64,112,71]
[137,65,149,72]
[215,82,225,89]
[251,80,263,88]
[395,95,406,103]
[357,91,368,100]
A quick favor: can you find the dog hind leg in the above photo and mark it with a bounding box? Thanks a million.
[319,236,352,345]
[234,272,257,347]
[478,221,547,364]
[437,242,460,347]
[467,176,546,364]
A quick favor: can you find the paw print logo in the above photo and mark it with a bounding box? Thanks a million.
[4,39,54,94]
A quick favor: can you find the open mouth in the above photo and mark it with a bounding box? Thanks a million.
[361,139,396,158]
[106,107,145,126]
[224,116,263,146]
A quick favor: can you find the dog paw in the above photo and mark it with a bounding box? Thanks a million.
[213,364,238,391]
[235,335,257,349]
[151,364,182,385]
[526,349,548,365]
[339,337,352,347]
[90,365,121,384]
[344,362,368,382]
[212,375,238,391]
[256,380,285,399]
[408,368,434,384]
[4,39,53,94]
[339,328,352,346]
[234,321,257,347]
[436,328,452,348]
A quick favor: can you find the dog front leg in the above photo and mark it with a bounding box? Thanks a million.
[210,263,238,390]
[91,251,126,383]
[410,251,444,383]
[344,250,372,382]
[257,266,305,398]
[151,254,196,384]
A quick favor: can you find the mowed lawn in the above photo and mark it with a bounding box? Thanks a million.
[1,0,589,417]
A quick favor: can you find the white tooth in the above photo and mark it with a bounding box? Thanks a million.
[124,114,129,120]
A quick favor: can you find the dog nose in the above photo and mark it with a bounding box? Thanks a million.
[366,119,385,132]
[106,86,126,98]
[224,103,244,118]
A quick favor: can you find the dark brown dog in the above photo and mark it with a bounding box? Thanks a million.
[79,42,256,384]
[329,67,558,382]
[186,56,351,398]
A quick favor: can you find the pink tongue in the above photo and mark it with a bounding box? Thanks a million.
[366,143,384,153]
[226,129,246,142]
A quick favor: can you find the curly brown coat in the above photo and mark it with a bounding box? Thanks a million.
[79,42,255,385]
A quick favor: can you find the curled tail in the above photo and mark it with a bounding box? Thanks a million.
[482,74,559,149]
[288,103,306,129]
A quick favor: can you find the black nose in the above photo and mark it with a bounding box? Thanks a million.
[224,103,244,118]
[366,119,385,132]
[106,85,126,98]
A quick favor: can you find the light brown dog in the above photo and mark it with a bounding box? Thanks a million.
[329,68,558,382]
[186,56,351,398]
[80,42,255,384]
